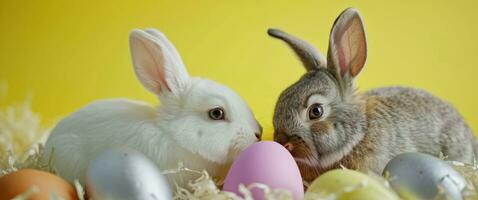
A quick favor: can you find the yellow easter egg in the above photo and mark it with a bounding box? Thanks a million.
[305,169,399,200]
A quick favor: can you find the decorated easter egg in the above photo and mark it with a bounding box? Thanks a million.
[223,141,303,200]
[0,169,78,200]
[86,149,172,200]
[306,169,399,200]
[383,152,466,200]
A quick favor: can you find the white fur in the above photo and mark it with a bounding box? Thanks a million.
[41,29,260,187]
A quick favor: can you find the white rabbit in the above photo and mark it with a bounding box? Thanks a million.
[41,28,262,187]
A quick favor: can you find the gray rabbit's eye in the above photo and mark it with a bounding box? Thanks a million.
[208,107,225,120]
[308,103,324,120]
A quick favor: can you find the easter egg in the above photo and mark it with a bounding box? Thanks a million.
[0,169,78,200]
[383,152,466,200]
[223,141,303,200]
[306,169,399,200]
[86,149,172,200]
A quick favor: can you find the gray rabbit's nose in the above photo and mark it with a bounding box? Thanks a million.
[283,142,294,152]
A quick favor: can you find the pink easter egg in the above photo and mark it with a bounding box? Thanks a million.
[223,141,303,200]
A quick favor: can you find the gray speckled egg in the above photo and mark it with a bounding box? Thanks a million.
[86,149,172,200]
[383,152,466,200]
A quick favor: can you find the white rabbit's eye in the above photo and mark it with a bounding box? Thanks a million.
[308,103,324,120]
[208,107,225,120]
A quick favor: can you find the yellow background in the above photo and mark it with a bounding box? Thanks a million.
[1,0,477,140]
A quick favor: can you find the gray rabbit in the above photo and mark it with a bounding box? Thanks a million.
[269,8,477,182]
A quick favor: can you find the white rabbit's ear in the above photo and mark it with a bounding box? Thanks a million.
[129,29,189,96]
[327,8,367,78]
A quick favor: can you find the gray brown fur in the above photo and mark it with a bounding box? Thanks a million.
[270,8,476,182]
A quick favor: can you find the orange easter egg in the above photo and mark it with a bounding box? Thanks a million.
[0,169,78,200]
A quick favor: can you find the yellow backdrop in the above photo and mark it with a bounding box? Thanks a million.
[1,0,477,140]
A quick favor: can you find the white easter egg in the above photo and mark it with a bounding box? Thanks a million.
[383,152,467,200]
[86,149,172,200]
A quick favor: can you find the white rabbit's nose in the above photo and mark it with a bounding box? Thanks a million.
[255,122,263,141]
[255,132,262,141]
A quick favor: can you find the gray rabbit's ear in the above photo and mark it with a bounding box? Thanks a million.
[327,8,367,79]
[268,29,326,71]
